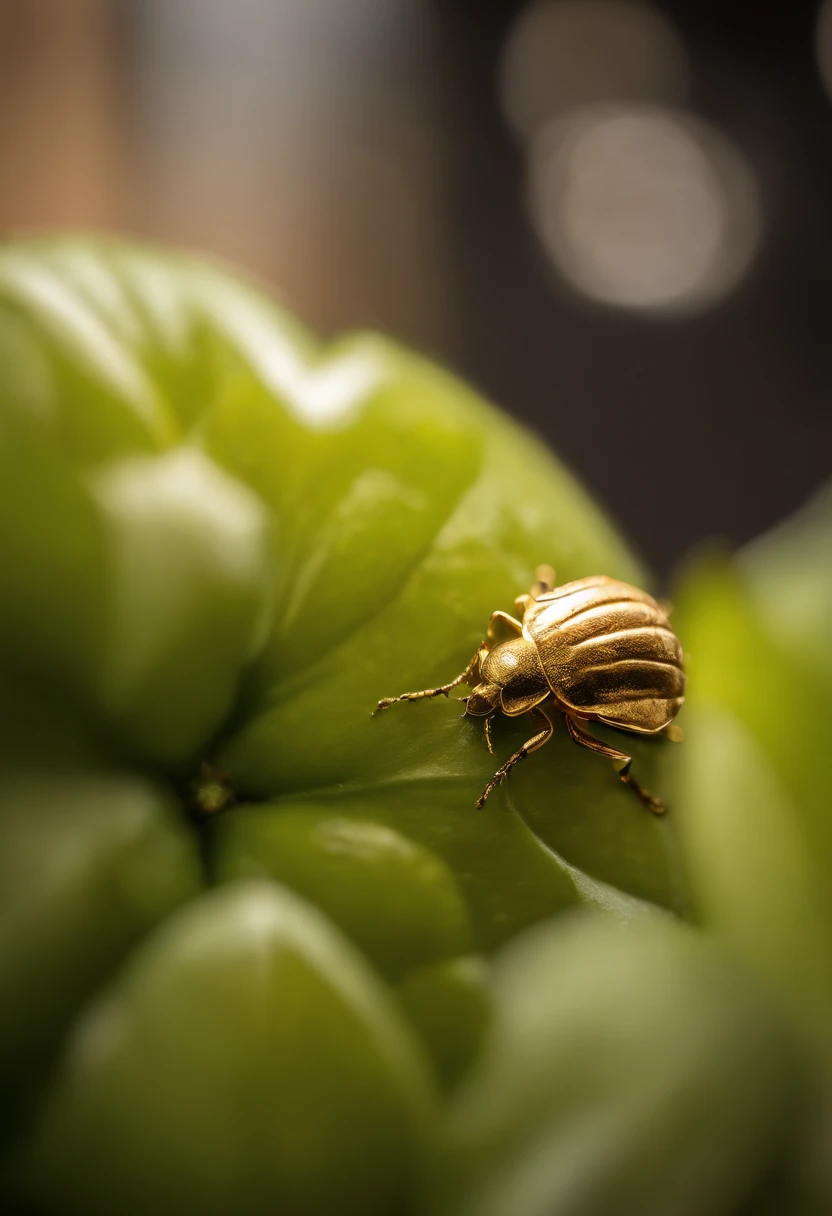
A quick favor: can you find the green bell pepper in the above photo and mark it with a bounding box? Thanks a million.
[0,236,823,1216]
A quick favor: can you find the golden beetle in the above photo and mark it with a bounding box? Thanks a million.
[375,566,685,813]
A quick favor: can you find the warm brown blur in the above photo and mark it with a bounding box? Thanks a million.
[0,0,828,573]
[0,0,128,227]
[0,0,450,350]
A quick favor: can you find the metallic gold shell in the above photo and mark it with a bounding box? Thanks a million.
[522,575,685,733]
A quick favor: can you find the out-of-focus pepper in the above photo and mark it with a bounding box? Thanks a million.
[0,238,820,1216]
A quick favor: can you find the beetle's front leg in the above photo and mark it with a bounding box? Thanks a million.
[487,611,523,644]
[475,704,554,808]
[374,645,487,714]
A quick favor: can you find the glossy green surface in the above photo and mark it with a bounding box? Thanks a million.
[1,236,828,1215]
[664,483,832,1211]
[433,912,802,1216]
[670,487,832,1099]
[398,956,492,1089]
[13,883,434,1216]
[212,804,472,981]
[0,774,201,1127]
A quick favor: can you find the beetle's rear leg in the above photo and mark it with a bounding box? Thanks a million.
[514,565,556,617]
[476,704,554,808]
[618,766,667,816]
[374,645,487,714]
[533,564,556,595]
[565,715,667,815]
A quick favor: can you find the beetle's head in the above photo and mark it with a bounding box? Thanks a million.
[477,638,550,717]
[464,683,501,716]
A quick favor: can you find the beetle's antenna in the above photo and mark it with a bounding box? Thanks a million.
[373,647,484,715]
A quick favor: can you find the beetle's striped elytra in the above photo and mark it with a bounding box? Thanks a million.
[523,576,684,733]
[375,566,685,813]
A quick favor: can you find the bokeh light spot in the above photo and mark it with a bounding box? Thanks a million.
[500,0,690,141]
[527,104,763,315]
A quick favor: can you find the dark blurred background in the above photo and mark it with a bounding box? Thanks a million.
[1,0,829,574]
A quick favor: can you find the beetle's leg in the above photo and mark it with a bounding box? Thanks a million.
[374,645,486,713]
[487,610,523,644]
[475,704,554,808]
[515,565,556,617]
[663,723,684,743]
[483,713,495,755]
[565,716,667,816]
[533,564,556,595]
[564,713,630,763]
[618,768,667,816]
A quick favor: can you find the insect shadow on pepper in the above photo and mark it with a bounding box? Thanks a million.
[374,566,685,813]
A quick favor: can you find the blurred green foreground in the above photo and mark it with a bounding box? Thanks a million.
[0,239,829,1216]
